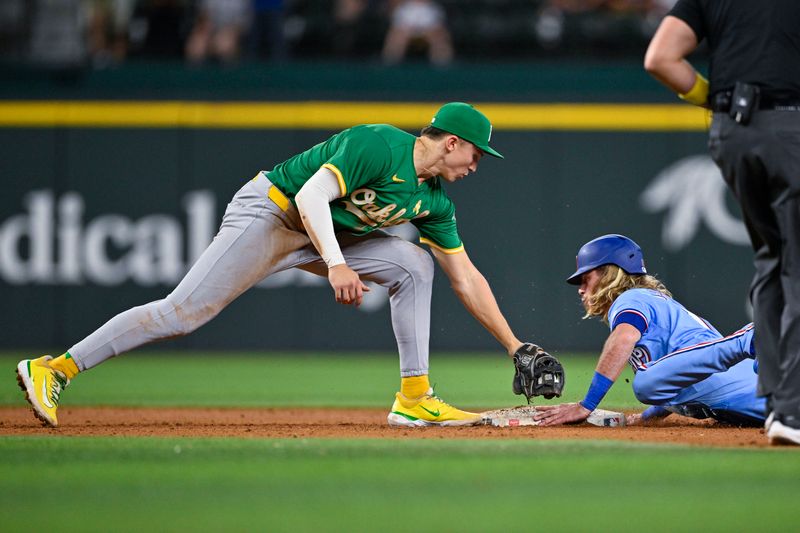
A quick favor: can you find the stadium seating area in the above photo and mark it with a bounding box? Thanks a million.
[0,0,674,68]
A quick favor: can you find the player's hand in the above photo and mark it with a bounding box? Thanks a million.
[328,264,370,306]
[534,402,591,426]
[625,413,643,426]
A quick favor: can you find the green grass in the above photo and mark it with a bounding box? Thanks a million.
[2,436,799,532]
[3,351,796,532]
[0,351,639,409]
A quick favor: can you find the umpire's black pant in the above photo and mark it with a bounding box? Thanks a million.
[709,110,800,425]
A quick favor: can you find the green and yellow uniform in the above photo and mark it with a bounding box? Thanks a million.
[269,124,463,253]
[21,103,502,429]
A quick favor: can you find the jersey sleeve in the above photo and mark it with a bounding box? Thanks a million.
[608,290,655,335]
[668,0,705,42]
[412,184,463,253]
[322,127,393,196]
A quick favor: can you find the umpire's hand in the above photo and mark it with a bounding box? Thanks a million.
[328,264,371,307]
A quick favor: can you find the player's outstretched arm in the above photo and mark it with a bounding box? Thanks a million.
[430,248,522,356]
[535,324,641,426]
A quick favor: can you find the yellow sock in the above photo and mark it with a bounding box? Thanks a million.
[49,353,79,379]
[401,375,430,399]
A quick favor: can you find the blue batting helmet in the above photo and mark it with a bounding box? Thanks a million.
[566,234,647,285]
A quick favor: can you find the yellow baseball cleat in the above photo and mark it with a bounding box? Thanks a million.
[16,356,70,428]
[387,389,481,427]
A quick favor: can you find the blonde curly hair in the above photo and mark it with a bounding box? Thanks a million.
[583,265,671,322]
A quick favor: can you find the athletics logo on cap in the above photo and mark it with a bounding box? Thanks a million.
[430,102,503,159]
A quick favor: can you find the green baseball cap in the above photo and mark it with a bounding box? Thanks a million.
[430,102,503,159]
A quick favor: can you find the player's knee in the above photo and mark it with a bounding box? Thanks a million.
[159,296,220,336]
[396,245,434,287]
[380,238,434,290]
[410,250,435,286]
[632,372,665,405]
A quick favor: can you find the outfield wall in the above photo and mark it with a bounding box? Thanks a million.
[0,65,754,353]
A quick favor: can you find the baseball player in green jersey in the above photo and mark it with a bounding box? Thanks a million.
[17,102,538,428]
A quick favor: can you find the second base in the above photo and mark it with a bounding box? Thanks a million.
[586,409,626,427]
[480,406,540,427]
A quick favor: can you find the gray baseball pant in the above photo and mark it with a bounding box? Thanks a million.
[69,172,433,377]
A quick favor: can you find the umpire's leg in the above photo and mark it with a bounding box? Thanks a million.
[772,168,800,424]
[709,112,784,401]
[735,111,800,424]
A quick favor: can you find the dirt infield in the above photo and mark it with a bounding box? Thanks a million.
[0,406,773,447]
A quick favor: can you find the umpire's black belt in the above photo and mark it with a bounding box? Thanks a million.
[711,91,800,112]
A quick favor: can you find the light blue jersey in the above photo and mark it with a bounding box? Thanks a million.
[608,288,764,425]
[609,289,723,370]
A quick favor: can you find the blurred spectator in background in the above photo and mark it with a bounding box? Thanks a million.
[0,0,29,61]
[87,0,137,67]
[535,0,657,54]
[185,0,250,64]
[248,0,287,62]
[130,0,187,59]
[535,0,603,50]
[0,0,688,68]
[641,0,678,37]
[28,0,86,67]
[382,0,452,66]
[332,0,371,57]
[648,0,678,16]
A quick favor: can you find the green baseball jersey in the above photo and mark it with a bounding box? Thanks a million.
[267,124,463,253]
